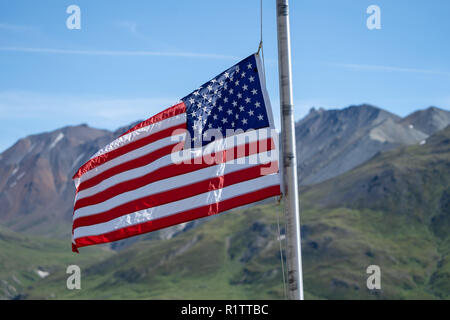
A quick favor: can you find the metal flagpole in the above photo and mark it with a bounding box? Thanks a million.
[275,0,304,300]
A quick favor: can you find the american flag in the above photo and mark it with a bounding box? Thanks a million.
[71,54,281,252]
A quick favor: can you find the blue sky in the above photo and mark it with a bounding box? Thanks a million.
[0,0,449,152]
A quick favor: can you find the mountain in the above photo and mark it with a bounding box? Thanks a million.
[22,125,450,300]
[0,125,114,237]
[399,106,450,135]
[300,124,450,216]
[295,105,449,185]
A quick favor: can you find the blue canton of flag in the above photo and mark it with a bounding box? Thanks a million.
[182,54,271,147]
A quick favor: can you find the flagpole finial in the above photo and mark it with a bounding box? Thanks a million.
[256,41,263,56]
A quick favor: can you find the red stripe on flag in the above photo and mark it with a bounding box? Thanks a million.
[119,102,185,137]
[73,102,186,180]
[73,161,278,229]
[74,138,274,211]
[72,185,281,251]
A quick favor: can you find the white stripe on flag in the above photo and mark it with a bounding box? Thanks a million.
[91,113,186,160]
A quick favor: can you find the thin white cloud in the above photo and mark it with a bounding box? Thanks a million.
[0,91,178,129]
[0,23,34,32]
[0,46,239,60]
[117,21,138,34]
[0,91,183,152]
[331,63,450,76]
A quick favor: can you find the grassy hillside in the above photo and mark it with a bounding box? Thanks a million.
[300,125,450,299]
[21,126,450,299]
[24,204,289,299]
[0,225,113,299]
[23,203,443,300]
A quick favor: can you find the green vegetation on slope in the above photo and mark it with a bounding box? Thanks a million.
[25,205,288,299]
[300,125,450,299]
[0,225,113,299]
[23,203,444,299]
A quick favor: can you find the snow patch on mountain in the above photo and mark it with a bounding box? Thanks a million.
[11,167,19,176]
[49,132,64,150]
[35,269,50,278]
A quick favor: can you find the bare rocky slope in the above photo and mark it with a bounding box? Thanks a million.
[0,125,112,236]
[295,105,449,185]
